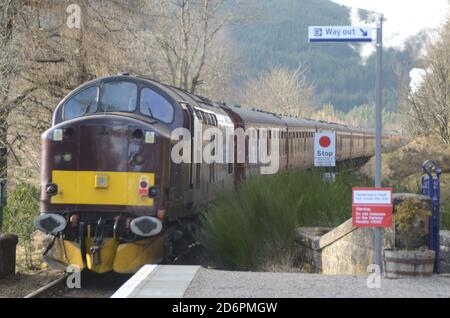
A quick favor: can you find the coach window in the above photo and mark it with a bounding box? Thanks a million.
[101,81,137,113]
[289,133,295,157]
[140,87,174,123]
[63,86,98,120]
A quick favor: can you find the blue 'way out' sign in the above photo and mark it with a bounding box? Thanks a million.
[308,26,373,42]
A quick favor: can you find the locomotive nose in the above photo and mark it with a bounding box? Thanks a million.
[41,116,163,211]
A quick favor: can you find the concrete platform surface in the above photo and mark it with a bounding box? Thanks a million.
[185,269,450,298]
[111,265,200,298]
[112,266,450,298]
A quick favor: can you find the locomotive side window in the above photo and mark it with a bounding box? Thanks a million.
[101,81,137,112]
[140,88,174,123]
[63,86,98,120]
[205,113,212,126]
[195,109,203,121]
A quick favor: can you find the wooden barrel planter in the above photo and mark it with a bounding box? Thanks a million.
[384,249,435,278]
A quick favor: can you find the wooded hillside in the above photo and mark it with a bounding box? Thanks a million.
[226,0,417,111]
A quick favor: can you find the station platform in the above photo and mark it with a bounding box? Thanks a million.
[111,265,200,298]
[111,265,450,298]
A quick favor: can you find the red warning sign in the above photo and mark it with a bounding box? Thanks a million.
[352,187,393,228]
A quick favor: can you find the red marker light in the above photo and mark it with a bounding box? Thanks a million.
[70,214,79,227]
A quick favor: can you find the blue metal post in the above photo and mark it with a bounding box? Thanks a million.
[422,160,441,273]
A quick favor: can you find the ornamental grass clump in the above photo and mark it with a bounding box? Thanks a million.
[197,169,363,270]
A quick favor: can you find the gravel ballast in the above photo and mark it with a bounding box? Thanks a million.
[184,268,450,298]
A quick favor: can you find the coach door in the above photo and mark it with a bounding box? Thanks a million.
[221,107,245,186]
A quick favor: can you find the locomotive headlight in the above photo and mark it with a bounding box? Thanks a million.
[63,152,73,162]
[130,216,162,237]
[35,213,67,235]
[133,153,145,166]
[45,183,58,196]
[148,186,160,198]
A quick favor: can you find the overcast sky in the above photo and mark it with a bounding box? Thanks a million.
[331,0,449,49]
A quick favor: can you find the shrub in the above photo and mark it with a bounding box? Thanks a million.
[394,197,431,249]
[197,170,365,270]
[3,183,40,270]
[441,203,450,230]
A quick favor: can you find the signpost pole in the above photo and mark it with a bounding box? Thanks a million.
[374,15,384,269]
[308,20,384,268]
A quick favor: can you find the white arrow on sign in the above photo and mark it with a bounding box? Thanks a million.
[308,26,373,42]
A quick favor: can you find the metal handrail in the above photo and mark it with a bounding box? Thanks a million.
[422,160,441,273]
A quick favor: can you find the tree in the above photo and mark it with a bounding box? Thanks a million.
[0,0,32,180]
[406,18,450,143]
[240,66,314,117]
[144,0,243,93]
[313,103,401,130]
[1,0,246,184]
[1,0,160,184]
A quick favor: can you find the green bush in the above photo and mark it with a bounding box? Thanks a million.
[197,170,365,270]
[3,183,40,270]
[441,204,450,231]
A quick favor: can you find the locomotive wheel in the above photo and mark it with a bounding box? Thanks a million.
[162,217,198,264]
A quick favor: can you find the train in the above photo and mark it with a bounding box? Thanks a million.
[35,74,400,273]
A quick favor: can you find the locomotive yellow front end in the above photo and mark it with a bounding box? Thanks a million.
[36,77,175,273]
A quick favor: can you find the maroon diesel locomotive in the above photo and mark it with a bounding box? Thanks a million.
[35,75,398,273]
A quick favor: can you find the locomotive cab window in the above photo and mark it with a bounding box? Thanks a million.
[140,87,174,123]
[101,81,137,113]
[63,86,98,120]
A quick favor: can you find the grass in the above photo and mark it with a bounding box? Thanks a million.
[441,203,450,231]
[3,183,42,270]
[196,169,368,271]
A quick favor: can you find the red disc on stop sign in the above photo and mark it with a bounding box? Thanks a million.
[319,136,331,148]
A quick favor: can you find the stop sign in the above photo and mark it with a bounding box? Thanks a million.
[314,131,336,167]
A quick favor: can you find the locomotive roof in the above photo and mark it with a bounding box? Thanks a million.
[78,75,382,135]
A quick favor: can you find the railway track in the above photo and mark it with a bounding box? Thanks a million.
[23,271,131,298]
[19,238,210,298]
[23,275,68,298]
